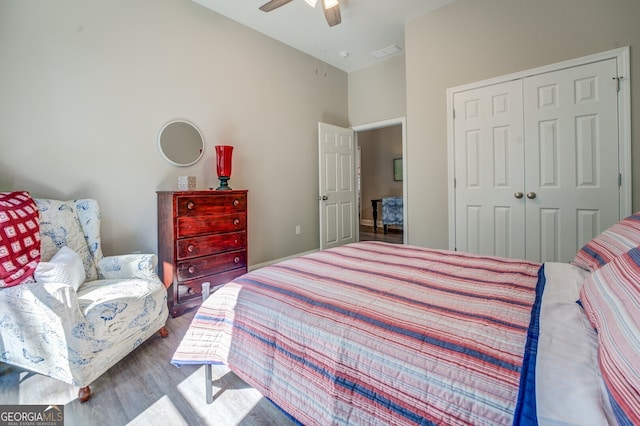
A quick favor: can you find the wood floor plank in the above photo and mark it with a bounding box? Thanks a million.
[0,308,295,426]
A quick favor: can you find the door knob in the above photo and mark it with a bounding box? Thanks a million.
[319,195,328,201]
[527,192,537,199]
[514,192,524,199]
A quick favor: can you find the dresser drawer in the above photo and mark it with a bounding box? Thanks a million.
[177,194,246,217]
[176,250,246,281]
[177,213,246,238]
[176,268,246,304]
[176,231,246,260]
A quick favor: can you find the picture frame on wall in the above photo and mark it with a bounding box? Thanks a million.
[393,158,402,181]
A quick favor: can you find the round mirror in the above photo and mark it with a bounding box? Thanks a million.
[157,120,204,167]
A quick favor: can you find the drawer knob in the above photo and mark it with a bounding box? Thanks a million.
[188,265,196,274]
[233,199,240,207]
[187,287,195,295]
[233,218,240,226]
[187,244,195,252]
[234,256,240,264]
[187,201,195,210]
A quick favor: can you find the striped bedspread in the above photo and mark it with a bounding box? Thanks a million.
[172,242,543,425]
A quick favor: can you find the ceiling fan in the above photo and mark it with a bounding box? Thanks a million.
[259,0,342,27]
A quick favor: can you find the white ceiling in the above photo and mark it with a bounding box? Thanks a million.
[192,0,456,73]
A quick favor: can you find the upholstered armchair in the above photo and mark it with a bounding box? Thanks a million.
[0,196,168,402]
[381,197,403,234]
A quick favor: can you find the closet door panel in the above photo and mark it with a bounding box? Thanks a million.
[523,58,620,262]
[453,80,525,258]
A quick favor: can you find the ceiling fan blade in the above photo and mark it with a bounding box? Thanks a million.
[322,1,341,27]
[259,0,294,12]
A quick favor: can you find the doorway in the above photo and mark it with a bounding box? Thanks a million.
[353,118,407,244]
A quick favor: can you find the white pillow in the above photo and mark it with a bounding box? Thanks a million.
[34,246,86,290]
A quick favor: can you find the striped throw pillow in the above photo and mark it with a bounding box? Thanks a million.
[579,247,640,426]
[573,213,640,272]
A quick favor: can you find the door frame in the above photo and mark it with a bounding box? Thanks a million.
[353,117,408,244]
[446,46,631,251]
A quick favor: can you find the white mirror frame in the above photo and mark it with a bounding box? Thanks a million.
[157,120,205,167]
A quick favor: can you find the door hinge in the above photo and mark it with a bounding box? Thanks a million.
[619,173,622,187]
[453,109,456,119]
[613,76,623,92]
[453,178,457,188]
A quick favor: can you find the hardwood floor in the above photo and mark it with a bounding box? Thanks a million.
[359,224,403,244]
[0,308,295,426]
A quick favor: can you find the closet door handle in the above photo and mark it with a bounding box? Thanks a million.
[514,192,524,199]
[527,192,537,199]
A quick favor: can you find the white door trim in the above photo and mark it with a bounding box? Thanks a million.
[353,117,408,243]
[446,46,631,251]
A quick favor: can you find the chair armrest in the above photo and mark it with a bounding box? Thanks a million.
[1,281,85,330]
[97,254,160,281]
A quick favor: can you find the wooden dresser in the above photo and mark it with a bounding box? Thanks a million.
[157,190,248,317]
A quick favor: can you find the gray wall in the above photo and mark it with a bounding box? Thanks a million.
[0,0,348,265]
[349,54,406,126]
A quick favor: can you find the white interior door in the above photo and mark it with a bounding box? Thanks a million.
[453,80,526,258]
[319,122,356,250]
[523,58,620,262]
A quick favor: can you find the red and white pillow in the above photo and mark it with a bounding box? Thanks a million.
[579,247,640,425]
[573,212,640,272]
[0,191,41,287]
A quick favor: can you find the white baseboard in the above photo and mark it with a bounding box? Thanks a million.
[249,248,319,271]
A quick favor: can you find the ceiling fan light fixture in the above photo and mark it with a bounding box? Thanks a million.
[323,0,339,9]
[322,0,341,26]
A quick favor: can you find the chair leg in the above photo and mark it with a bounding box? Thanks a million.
[159,326,169,338]
[78,386,91,403]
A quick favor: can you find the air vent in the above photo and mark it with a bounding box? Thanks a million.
[371,44,402,59]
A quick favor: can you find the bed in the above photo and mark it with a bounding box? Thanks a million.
[172,222,640,425]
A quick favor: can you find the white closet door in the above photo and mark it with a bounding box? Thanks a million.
[523,58,620,262]
[453,80,526,258]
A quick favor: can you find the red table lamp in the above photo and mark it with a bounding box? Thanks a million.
[215,145,233,190]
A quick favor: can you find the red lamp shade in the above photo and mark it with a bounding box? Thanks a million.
[215,145,233,177]
[215,145,233,190]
